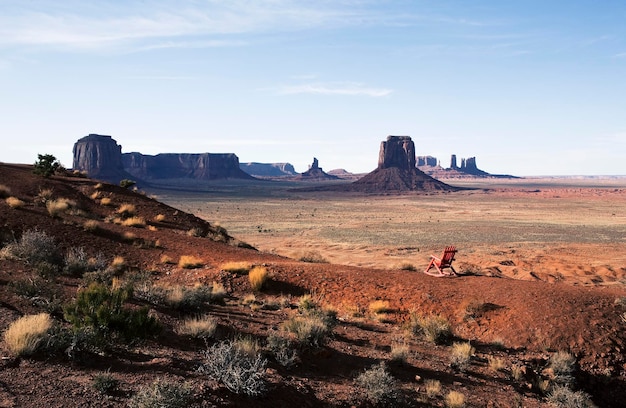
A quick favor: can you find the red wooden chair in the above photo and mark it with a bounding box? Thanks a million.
[424,246,458,277]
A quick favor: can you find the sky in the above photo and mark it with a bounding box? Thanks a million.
[0,1,625,176]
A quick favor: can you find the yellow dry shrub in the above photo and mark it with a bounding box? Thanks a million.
[0,184,11,198]
[121,216,146,228]
[445,390,465,408]
[6,196,25,209]
[177,315,218,338]
[221,261,252,274]
[178,255,203,269]
[46,198,74,217]
[116,203,136,217]
[83,220,100,232]
[154,214,166,222]
[248,266,268,291]
[3,313,52,356]
[100,197,112,206]
[368,300,392,314]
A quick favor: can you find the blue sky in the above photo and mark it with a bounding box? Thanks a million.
[0,1,625,176]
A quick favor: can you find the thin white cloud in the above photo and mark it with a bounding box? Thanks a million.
[612,52,626,59]
[278,82,392,97]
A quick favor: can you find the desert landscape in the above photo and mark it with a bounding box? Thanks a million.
[1,161,626,407]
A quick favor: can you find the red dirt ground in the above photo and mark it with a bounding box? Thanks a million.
[1,163,625,407]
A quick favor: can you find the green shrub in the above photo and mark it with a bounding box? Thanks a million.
[92,371,119,395]
[281,313,333,348]
[63,283,160,342]
[129,379,192,408]
[33,153,60,177]
[119,179,136,189]
[200,340,267,396]
[267,333,298,368]
[355,362,399,406]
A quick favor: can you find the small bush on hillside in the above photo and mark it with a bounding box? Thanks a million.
[128,379,192,408]
[121,216,146,228]
[83,220,100,232]
[248,266,268,291]
[163,282,225,311]
[3,313,53,356]
[154,214,166,222]
[178,255,203,269]
[298,250,328,263]
[33,154,60,178]
[399,262,416,271]
[63,283,160,343]
[389,340,410,364]
[355,362,399,406]
[411,313,452,345]
[487,355,506,372]
[92,371,119,395]
[119,179,136,189]
[424,379,442,398]
[221,261,251,274]
[63,247,100,277]
[6,197,25,208]
[200,340,267,396]
[281,313,333,348]
[548,350,577,386]
[100,197,112,206]
[267,333,299,368]
[450,342,474,372]
[547,385,597,408]
[176,315,218,339]
[297,294,319,312]
[0,184,11,198]
[0,229,62,269]
[116,203,136,218]
[445,390,466,408]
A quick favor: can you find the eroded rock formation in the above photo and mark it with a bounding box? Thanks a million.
[73,134,253,184]
[240,162,297,177]
[378,136,416,170]
[295,157,338,181]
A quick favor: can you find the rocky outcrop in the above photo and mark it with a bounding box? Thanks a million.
[122,152,253,181]
[73,134,253,184]
[72,134,134,181]
[378,136,416,170]
[417,156,438,167]
[419,153,515,178]
[294,158,339,181]
[240,162,297,177]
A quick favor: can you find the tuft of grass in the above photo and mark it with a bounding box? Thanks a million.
[177,315,218,339]
[178,255,204,269]
[369,300,392,314]
[3,313,53,356]
[248,266,269,291]
[160,254,175,264]
[6,196,26,208]
[298,250,328,263]
[221,261,252,274]
[109,256,126,273]
[511,364,525,381]
[547,350,576,386]
[90,191,101,200]
[154,214,166,222]
[94,182,104,190]
[355,362,399,406]
[129,380,193,408]
[121,216,146,228]
[488,355,506,372]
[398,261,416,271]
[411,313,452,345]
[282,313,333,348]
[100,197,112,206]
[450,342,474,372]
[187,227,203,237]
[83,220,100,232]
[297,294,319,312]
[164,283,224,311]
[389,341,410,364]
[0,184,11,198]
[445,390,466,408]
[46,198,74,217]
[116,203,136,217]
[92,371,119,395]
[424,379,441,398]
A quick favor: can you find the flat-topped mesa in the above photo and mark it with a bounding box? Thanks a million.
[73,134,129,180]
[378,136,416,170]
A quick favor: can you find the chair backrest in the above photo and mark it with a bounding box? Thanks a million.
[441,246,457,265]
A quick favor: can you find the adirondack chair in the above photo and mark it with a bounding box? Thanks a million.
[424,246,458,277]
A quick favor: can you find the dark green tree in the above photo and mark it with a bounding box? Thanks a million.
[33,154,61,177]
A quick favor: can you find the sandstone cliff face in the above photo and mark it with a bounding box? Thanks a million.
[72,134,131,180]
[378,136,416,170]
[240,162,297,177]
[73,134,252,183]
[122,152,253,181]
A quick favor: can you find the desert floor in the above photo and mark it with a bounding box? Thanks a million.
[156,176,626,287]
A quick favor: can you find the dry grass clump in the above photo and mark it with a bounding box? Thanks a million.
[368,300,392,314]
[249,266,269,291]
[46,198,75,217]
[488,355,506,372]
[162,283,226,311]
[121,216,146,228]
[83,220,100,232]
[122,232,137,242]
[177,315,218,339]
[90,191,101,200]
[410,313,452,345]
[178,255,204,269]
[281,309,334,349]
[547,385,596,408]
[424,379,442,398]
[547,350,576,386]
[450,342,474,372]
[116,203,136,217]
[298,250,328,263]
[3,313,53,356]
[0,184,11,198]
[398,261,417,271]
[6,196,26,208]
[128,379,193,408]
[221,261,252,274]
[100,197,112,206]
[389,340,410,364]
[186,227,204,237]
[445,390,465,408]
[160,255,175,264]
[154,214,166,222]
